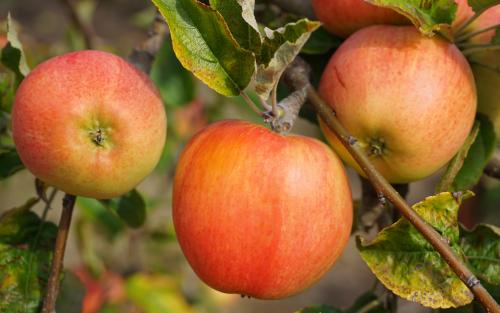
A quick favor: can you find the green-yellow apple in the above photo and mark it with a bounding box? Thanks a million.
[12,50,167,199]
[454,0,500,137]
[311,0,409,38]
[319,25,477,183]
[173,120,353,299]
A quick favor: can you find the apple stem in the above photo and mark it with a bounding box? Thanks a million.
[240,91,267,117]
[41,194,77,313]
[455,23,500,43]
[268,88,307,134]
[271,83,280,119]
[282,57,500,313]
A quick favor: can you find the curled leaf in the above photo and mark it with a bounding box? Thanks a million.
[357,192,475,309]
[255,19,320,100]
[366,0,457,36]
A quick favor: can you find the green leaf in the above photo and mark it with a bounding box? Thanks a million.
[255,19,320,99]
[77,197,125,239]
[366,0,457,36]
[460,224,500,285]
[357,192,475,309]
[452,114,496,191]
[125,274,193,313]
[209,0,262,52]
[0,199,58,312]
[0,148,25,179]
[150,40,195,107]
[151,0,255,96]
[301,27,343,55]
[436,121,480,193]
[1,14,30,86]
[0,73,15,113]
[0,197,40,244]
[467,0,500,13]
[295,304,342,313]
[116,189,146,228]
[99,189,146,229]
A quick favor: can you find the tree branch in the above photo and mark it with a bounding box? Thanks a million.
[58,0,96,49]
[282,57,500,313]
[128,12,169,74]
[41,194,76,313]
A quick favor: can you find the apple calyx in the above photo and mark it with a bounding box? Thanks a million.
[368,137,387,157]
[90,128,105,146]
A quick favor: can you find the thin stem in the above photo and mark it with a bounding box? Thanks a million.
[41,194,77,313]
[455,10,485,38]
[467,256,500,263]
[240,91,264,117]
[462,44,500,56]
[357,299,381,313]
[41,188,58,220]
[436,122,480,193]
[271,83,279,118]
[283,58,500,313]
[455,23,500,43]
[58,0,96,49]
[258,96,272,111]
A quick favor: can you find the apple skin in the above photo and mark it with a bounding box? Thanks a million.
[12,50,167,199]
[311,0,409,38]
[454,1,500,137]
[173,120,353,299]
[319,25,477,183]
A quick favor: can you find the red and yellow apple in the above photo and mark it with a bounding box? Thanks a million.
[311,0,409,38]
[173,120,353,299]
[319,25,477,183]
[12,50,167,199]
[453,0,500,137]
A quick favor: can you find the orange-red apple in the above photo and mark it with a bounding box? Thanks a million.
[453,1,500,137]
[173,120,353,299]
[311,0,409,37]
[319,25,476,183]
[12,50,167,199]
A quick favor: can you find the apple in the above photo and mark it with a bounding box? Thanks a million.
[0,35,6,48]
[311,0,409,38]
[319,25,477,183]
[12,50,167,199]
[172,120,353,299]
[453,1,500,137]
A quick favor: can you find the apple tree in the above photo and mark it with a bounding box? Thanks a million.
[0,0,499,312]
